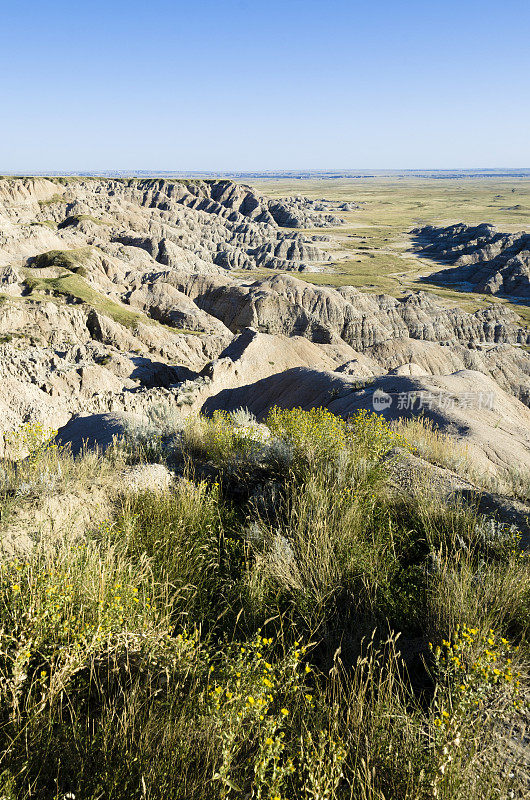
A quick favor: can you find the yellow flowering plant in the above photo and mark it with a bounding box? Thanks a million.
[266,405,411,471]
[266,406,348,464]
[3,421,58,463]
[347,408,413,460]
[429,625,521,797]
[207,632,341,800]
[0,543,178,722]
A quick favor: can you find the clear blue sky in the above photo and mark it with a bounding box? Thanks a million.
[1,0,529,171]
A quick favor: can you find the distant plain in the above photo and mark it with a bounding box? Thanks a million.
[247,176,530,326]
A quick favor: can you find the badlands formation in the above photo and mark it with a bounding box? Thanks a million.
[0,175,529,478]
[413,222,530,300]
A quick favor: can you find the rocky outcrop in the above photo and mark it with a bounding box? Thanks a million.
[0,294,230,449]
[412,223,530,300]
[172,272,530,350]
[55,412,141,456]
[0,177,339,274]
[168,180,350,228]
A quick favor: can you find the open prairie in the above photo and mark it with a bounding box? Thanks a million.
[248,176,530,324]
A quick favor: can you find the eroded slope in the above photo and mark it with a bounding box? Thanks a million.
[413,223,530,300]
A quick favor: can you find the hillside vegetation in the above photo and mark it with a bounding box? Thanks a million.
[0,408,528,800]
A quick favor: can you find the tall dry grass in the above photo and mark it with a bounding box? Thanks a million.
[0,409,527,798]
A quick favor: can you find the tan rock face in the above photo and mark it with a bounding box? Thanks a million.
[0,177,339,273]
[173,273,529,348]
[0,175,528,479]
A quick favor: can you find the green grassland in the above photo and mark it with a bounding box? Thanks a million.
[0,409,528,799]
[247,176,530,325]
[31,247,94,274]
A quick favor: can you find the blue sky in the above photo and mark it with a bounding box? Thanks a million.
[1,0,529,171]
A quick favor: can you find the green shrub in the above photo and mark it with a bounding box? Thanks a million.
[114,479,242,629]
[181,410,267,466]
